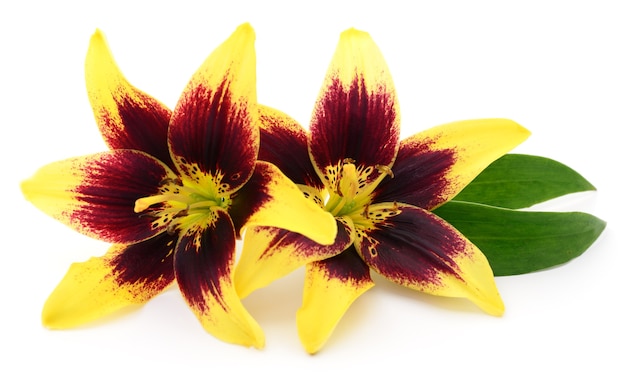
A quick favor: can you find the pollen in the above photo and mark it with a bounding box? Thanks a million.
[321,158,397,231]
[134,170,231,234]
[376,164,394,178]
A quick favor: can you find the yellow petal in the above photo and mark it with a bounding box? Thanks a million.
[85,29,172,162]
[355,203,505,316]
[257,105,325,190]
[20,150,177,243]
[43,235,175,328]
[309,28,401,192]
[297,248,374,354]
[168,23,259,193]
[400,119,531,207]
[174,209,264,348]
[232,161,337,245]
[236,217,355,298]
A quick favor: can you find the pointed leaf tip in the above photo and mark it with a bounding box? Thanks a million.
[454,154,598,209]
[434,201,607,276]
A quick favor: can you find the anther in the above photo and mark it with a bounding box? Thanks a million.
[138,211,160,219]
[362,204,370,219]
[376,165,394,178]
[159,177,183,186]
[173,208,189,218]
[166,223,178,236]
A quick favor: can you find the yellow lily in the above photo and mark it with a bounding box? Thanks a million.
[21,24,336,348]
[236,28,530,353]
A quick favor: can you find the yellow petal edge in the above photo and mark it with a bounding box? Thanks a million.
[297,262,374,354]
[42,247,163,329]
[406,118,531,207]
[243,161,337,245]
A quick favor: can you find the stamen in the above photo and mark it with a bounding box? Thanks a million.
[352,164,395,202]
[376,164,394,178]
[134,194,188,213]
[362,204,370,219]
[159,177,183,186]
[338,163,358,199]
[138,211,160,219]
[173,208,189,218]
[135,170,231,236]
[166,222,178,235]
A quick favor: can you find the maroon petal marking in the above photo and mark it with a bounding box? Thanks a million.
[71,150,176,243]
[228,161,283,236]
[258,106,323,189]
[248,217,354,267]
[372,137,456,210]
[356,203,466,287]
[261,217,354,263]
[309,76,399,186]
[109,232,176,293]
[229,162,267,236]
[168,81,257,191]
[297,243,374,354]
[100,95,174,169]
[235,217,355,299]
[174,209,236,312]
[314,245,372,284]
[85,29,174,168]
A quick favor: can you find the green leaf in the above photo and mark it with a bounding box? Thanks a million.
[453,154,596,209]
[434,201,606,276]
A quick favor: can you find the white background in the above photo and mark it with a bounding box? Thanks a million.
[2,1,623,385]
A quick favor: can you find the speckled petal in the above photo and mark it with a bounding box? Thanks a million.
[258,105,323,189]
[230,161,337,245]
[85,30,173,167]
[297,247,374,354]
[308,28,400,192]
[174,208,264,348]
[168,23,258,194]
[21,150,177,243]
[42,233,176,329]
[235,216,355,299]
[355,202,504,316]
[374,119,530,209]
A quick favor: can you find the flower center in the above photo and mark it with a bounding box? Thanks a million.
[134,176,231,234]
[324,159,393,223]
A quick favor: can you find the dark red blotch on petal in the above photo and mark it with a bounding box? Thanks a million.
[72,150,172,243]
[360,205,465,286]
[374,139,456,210]
[229,161,273,237]
[257,218,354,263]
[174,211,236,311]
[321,245,371,283]
[104,95,173,169]
[258,116,323,189]
[169,81,256,190]
[110,232,176,292]
[309,77,398,181]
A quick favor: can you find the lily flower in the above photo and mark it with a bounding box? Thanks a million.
[235,28,530,353]
[20,24,336,348]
